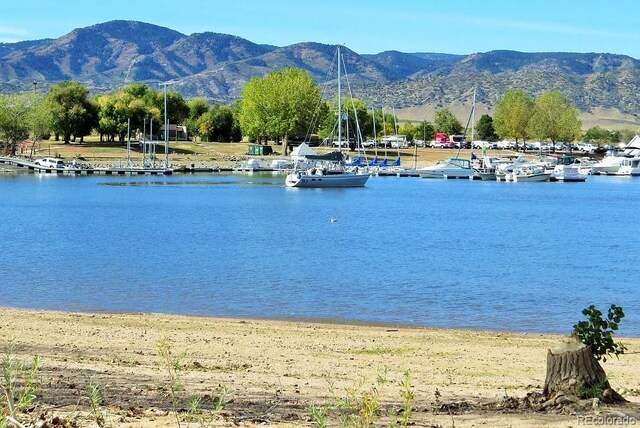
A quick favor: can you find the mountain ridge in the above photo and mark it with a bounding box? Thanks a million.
[1,20,639,127]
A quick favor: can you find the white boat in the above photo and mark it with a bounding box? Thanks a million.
[495,155,535,181]
[591,150,626,175]
[591,135,640,175]
[504,164,551,182]
[284,151,370,187]
[285,46,370,188]
[551,165,588,182]
[550,155,588,182]
[473,155,503,180]
[417,157,474,179]
[617,157,640,176]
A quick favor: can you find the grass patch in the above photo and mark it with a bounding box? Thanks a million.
[347,347,413,356]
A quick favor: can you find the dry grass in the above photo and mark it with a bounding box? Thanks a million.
[30,137,505,168]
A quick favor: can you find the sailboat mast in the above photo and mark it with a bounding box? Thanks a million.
[337,46,342,151]
[471,87,476,145]
[372,108,378,157]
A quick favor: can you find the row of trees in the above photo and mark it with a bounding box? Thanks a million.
[1,68,637,156]
[237,69,634,152]
[0,82,240,156]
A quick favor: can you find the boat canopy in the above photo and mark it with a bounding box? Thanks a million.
[305,151,344,162]
[290,142,317,161]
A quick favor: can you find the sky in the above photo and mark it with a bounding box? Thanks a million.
[2,0,640,58]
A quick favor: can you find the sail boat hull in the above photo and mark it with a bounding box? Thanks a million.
[285,171,370,188]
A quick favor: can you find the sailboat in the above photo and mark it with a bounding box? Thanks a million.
[285,46,371,188]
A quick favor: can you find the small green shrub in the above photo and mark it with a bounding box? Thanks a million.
[573,304,626,362]
[578,380,607,399]
[309,404,328,428]
[399,370,413,426]
[87,376,108,427]
[157,337,182,427]
[1,341,41,418]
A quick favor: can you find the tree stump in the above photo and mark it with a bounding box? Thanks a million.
[543,342,626,403]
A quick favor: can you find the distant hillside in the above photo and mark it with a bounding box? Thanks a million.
[1,20,639,128]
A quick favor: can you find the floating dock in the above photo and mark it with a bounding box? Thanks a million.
[0,157,173,175]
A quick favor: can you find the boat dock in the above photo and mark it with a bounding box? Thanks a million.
[0,157,173,175]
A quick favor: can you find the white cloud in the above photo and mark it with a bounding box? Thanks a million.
[0,25,29,37]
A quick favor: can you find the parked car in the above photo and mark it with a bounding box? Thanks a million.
[473,141,497,150]
[34,157,65,169]
[361,139,377,148]
[431,140,455,149]
[575,143,598,153]
[496,141,516,150]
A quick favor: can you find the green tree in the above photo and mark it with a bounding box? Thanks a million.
[399,120,416,142]
[187,98,210,139]
[46,81,97,143]
[238,67,321,155]
[319,97,368,145]
[528,91,581,151]
[618,129,637,145]
[197,104,234,142]
[493,88,534,149]
[27,94,52,158]
[583,126,610,145]
[0,92,50,156]
[163,92,190,126]
[0,93,31,155]
[367,109,397,140]
[434,108,462,135]
[96,85,164,143]
[475,114,498,141]
[414,120,435,144]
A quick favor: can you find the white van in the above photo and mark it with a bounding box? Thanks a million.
[35,157,65,169]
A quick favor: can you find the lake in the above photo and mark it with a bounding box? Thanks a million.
[1,171,639,336]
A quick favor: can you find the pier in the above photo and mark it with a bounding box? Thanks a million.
[0,157,173,175]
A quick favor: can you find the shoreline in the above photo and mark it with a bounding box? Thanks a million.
[1,307,639,427]
[4,305,627,339]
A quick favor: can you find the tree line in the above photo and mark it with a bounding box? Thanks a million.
[1,69,637,156]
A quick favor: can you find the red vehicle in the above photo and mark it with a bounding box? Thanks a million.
[431,132,455,148]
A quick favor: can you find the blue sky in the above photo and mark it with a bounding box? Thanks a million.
[2,0,640,58]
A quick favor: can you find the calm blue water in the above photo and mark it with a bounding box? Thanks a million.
[1,172,639,336]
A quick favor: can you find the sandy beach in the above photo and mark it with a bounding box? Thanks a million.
[0,308,638,427]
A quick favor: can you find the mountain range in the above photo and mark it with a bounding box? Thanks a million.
[1,20,639,128]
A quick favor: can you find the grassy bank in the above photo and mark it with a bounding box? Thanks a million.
[26,137,506,169]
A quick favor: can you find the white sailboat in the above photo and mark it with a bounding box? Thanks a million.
[285,46,370,188]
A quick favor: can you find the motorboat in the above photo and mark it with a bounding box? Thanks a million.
[494,155,535,181]
[591,135,640,175]
[591,149,626,175]
[473,155,503,180]
[617,157,640,176]
[504,165,551,182]
[550,165,588,182]
[550,155,589,182]
[417,157,474,179]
